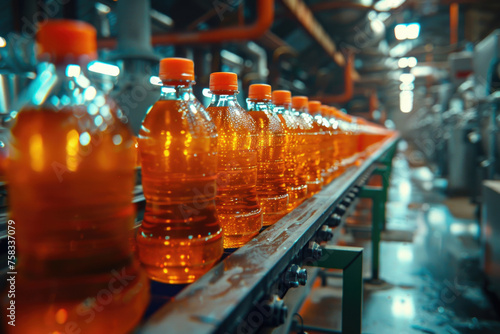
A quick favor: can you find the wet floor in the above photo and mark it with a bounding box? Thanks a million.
[297,148,500,334]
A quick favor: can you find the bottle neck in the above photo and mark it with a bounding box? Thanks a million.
[160,83,194,101]
[246,98,273,112]
[29,61,90,108]
[209,92,240,107]
[273,103,292,114]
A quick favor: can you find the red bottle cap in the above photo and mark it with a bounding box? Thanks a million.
[210,72,238,92]
[37,19,97,63]
[159,57,195,82]
[248,84,272,100]
[272,90,292,105]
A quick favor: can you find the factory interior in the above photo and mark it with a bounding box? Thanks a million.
[1,0,500,333]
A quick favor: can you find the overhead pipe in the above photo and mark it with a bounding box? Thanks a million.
[280,0,345,67]
[311,53,355,104]
[309,0,407,12]
[98,0,274,48]
[450,3,459,45]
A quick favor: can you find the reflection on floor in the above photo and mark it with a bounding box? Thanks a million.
[297,151,500,334]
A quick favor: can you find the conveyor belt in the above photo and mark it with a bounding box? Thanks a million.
[140,135,399,334]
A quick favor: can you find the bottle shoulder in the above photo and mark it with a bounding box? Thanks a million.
[17,64,131,137]
[142,100,217,138]
[247,109,284,134]
[206,105,258,134]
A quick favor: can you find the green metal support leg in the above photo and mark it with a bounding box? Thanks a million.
[311,245,364,334]
[359,186,384,280]
[357,141,397,280]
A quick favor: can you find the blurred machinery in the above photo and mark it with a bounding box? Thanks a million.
[407,29,500,204]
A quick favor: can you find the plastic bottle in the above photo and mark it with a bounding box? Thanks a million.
[246,84,288,225]
[308,101,332,185]
[292,96,323,195]
[320,104,338,184]
[206,72,262,248]
[326,106,342,178]
[272,90,308,209]
[137,58,223,283]
[330,107,353,172]
[5,20,149,333]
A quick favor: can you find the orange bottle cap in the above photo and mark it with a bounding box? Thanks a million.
[210,72,238,92]
[292,96,308,109]
[248,84,272,100]
[159,57,195,82]
[272,90,292,105]
[308,101,322,113]
[320,105,329,116]
[37,19,97,63]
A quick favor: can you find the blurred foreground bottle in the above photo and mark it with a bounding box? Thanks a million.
[272,90,308,209]
[292,96,323,195]
[137,58,223,283]
[246,84,288,225]
[206,72,262,248]
[4,20,149,333]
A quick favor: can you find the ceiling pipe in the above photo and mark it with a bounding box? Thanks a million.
[98,0,274,48]
[308,0,408,12]
[310,53,355,104]
[279,0,345,67]
[450,3,459,45]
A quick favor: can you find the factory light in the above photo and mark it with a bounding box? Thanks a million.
[374,0,406,11]
[399,82,414,91]
[370,19,385,35]
[398,58,409,68]
[0,37,6,48]
[95,2,111,14]
[221,50,244,65]
[400,90,413,113]
[88,61,120,76]
[149,76,162,86]
[406,23,420,39]
[394,24,408,40]
[394,23,420,40]
[399,73,415,83]
[398,57,418,68]
[202,88,212,98]
[65,64,81,78]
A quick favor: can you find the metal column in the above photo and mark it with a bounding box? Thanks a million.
[310,245,364,334]
[359,141,397,280]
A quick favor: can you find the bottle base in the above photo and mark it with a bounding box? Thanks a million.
[306,181,323,196]
[137,232,223,284]
[287,184,308,210]
[219,209,263,248]
[262,209,288,226]
[259,193,289,226]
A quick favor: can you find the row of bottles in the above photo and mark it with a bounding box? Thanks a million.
[2,19,394,333]
[135,58,393,285]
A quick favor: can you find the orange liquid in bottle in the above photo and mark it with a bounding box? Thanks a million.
[309,101,333,185]
[330,108,351,174]
[246,84,288,225]
[326,107,342,179]
[206,72,262,248]
[272,90,308,209]
[136,58,222,283]
[292,96,323,196]
[5,20,149,334]
[9,109,149,334]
